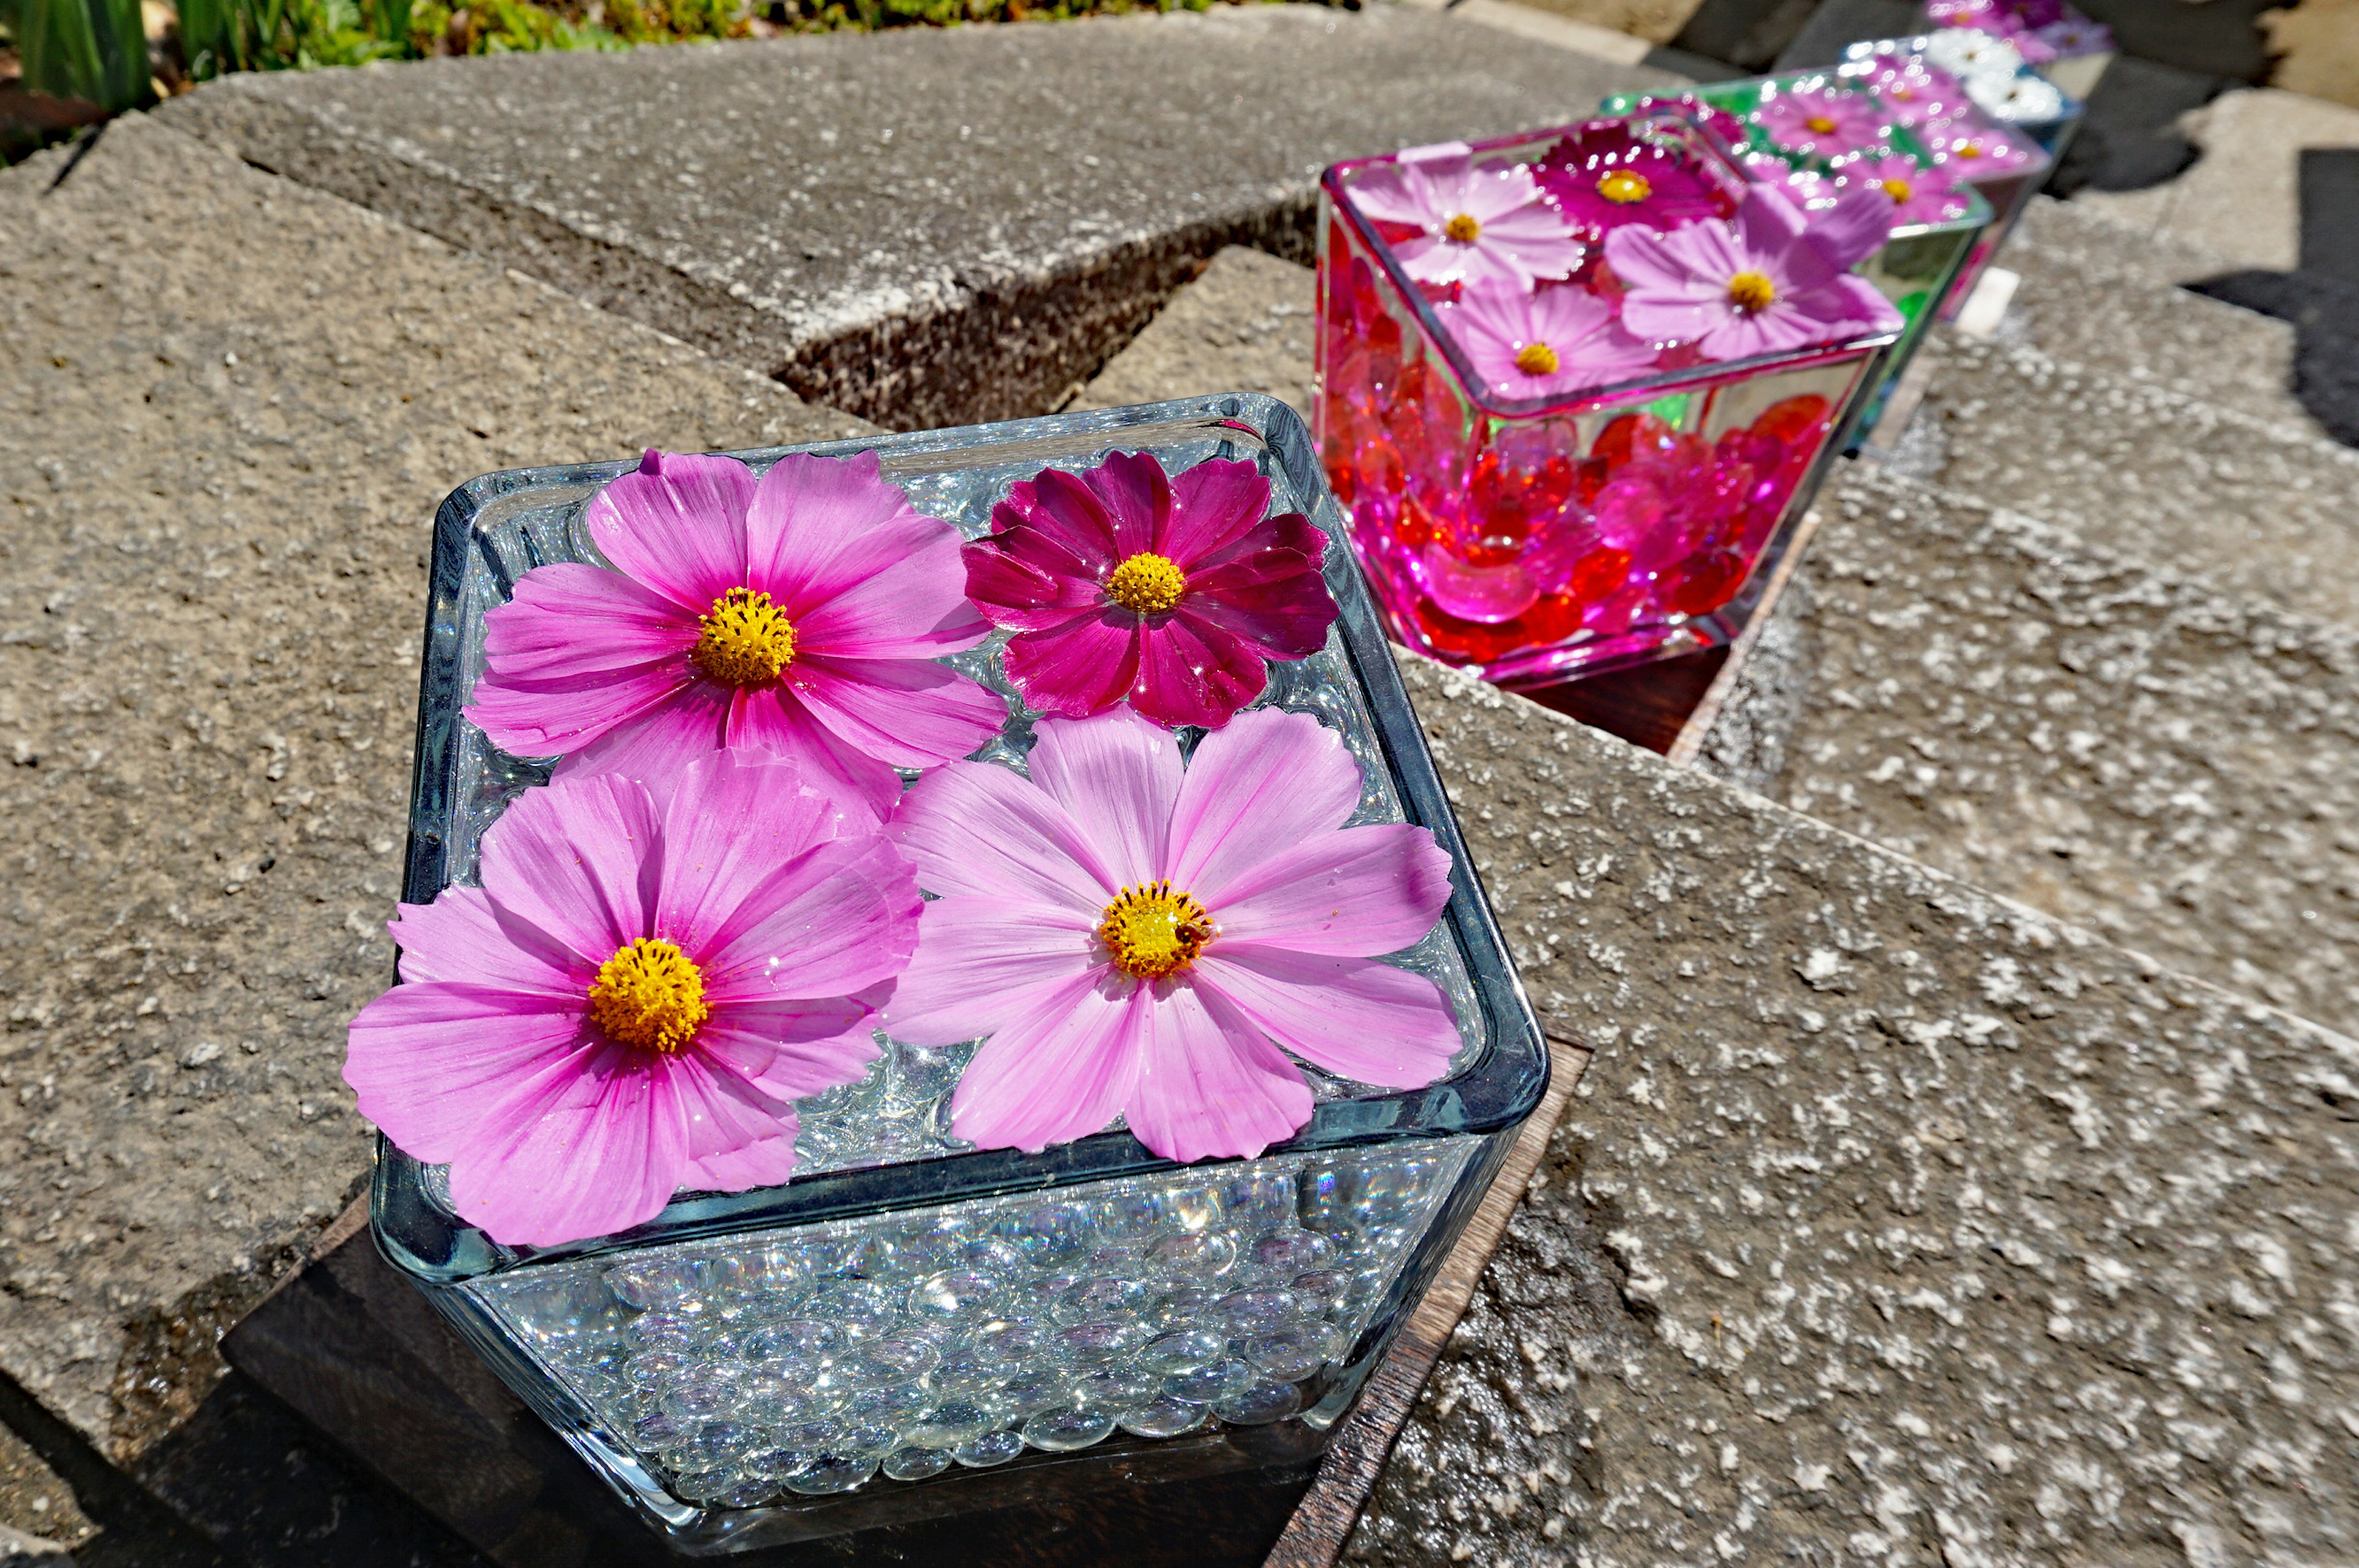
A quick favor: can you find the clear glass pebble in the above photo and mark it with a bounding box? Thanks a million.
[881,1446,953,1482]
[1023,1406,1117,1453]
[1162,1359,1256,1405]
[908,1270,1003,1321]
[904,1402,994,1449]
[1118,1396,1208,1439]
[1144,1231,1237,1280]
[1215,1381,1304,1426]
[1136,1328,1225,1376]
[1248,1228,1336,1276]
[1211,1289,1302,1336]
[953,1430,1025,1469]
[1059,1276,1151,1323]
[1244,1325,1334,1383]
[784,1454,877,1495]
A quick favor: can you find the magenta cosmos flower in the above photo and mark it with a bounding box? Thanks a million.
[1752,85,1889,160]
[882,707,1460,1163]
[1918,119,2038,176]
[962,451,1337,730]
[463,449,1006,819]
[1605,182,1903,361]
[1533,123,1727,239]
[1440,282,1659,401]
[1860,60,1975,129]
[1348,142,1585,292]
[1834,148,1974,227]
[345,751,921,1247]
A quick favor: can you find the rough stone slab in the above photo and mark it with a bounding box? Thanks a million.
[1347,653,2359,1567]
[0,1429,88,1561]
[156,8,1673,431]
[1784,461,2359,1039]
[1071,244,1317,421]
[1906,332,2359,630]
[0,112,867,1459]
[1998,197,2321,436]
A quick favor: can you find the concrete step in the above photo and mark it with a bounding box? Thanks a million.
[1899,328,2359,630]
[157,8,1673,432]
[1780,461,2359,1040]
[1068,244,1316,421]
[1348,650,2359,1567]
[0,109,862,1481]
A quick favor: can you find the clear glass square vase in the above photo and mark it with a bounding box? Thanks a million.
[373,395,1549,1553]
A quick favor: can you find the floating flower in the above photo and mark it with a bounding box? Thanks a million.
[1858,59,1974,128]
[1917,119,2038,176]
[2033,16,2111,57]
[1439,281,1659,400]
[1751,84,1888,160]
[1972,71,2066,122]
[1924,26,2027,85]
[1348,142,1586,291]
[1605,182,1903,362]
[1833,148,1974,227]
[346,751,922,1247]
[962,451,1337,730]
[884,706,1460,1164]
[1533,123,1728,239]
[463,449,1007,819]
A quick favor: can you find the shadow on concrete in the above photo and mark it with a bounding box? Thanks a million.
[2045,55,2226,195]
[0,1365,221,1568]
[2184,147,2359,449]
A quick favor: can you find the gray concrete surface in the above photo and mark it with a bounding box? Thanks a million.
[0,112,866,1461]
[0,1428,88,1560]
[1350,652,2359,1568]
[1786,462,2359,1039]
[156,7,1673,431]
[1910,332,2359,630]
[1069,244,1316,421]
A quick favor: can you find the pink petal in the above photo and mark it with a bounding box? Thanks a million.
[792,529,988,660]
[698,835,921,1002]
[344,981,594,1163]
[1192,949,1460,1088]
[587,451,754,612]
[1081,450,1170,560]
[702,998,886,1098]
[651,750,840,958]
[722,686,906,822]
[549,680,733,789]
[1804,182,1898,271]
[882,894,1100,1046]
[1161,459,1273,569]
[1178,551,1336,660]
[1003,472,1122,576]
[1165,707,1363,897]
[1123,980,1312,1163]
[1129,614,1267,729]
[962,538,1105,632]
[445,1038,688,1246]
[477,563,699,683]
[1001,611,1144,719]
[949,969,1146,1152]
[388,886,589,993]
[1204,824,1453,955]
[679,1124,801,1193]
[888,758,1117,911]
[1025,709,1183,887]
[745,453,912,596]
[788,655,1008,770]
[659,1048,800,1177]
[475,771,663,962]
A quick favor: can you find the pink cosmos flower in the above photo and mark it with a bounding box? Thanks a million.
[1859,60,1975,128]
[1348,142,1586,292]
[463,449,1007,819]
[346,751,921,1247]
[883,707,1460,1164]
[1533,123,1728,240]
[1751,85,1889,160]
[1605,183,1904,362]
[1439,282,1659,401]
[1918,119,2038,176]
[1833,148,1974,227]
[961,452,1337,730]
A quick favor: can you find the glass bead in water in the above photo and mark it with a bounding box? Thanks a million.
[1211,1289,1301,1336]
[1071,1367,1156,1408]
[953,1430,1025,1469]
[1009,1273,1086,1321]
[843,1383,931,1429]
[1248,1228,1336,1276]
[1118,1396,1209,1439]
[992,1203,1100,1269]
[966,1319,1056,1367]
[1163,1359,1255,1405]
[625,1349,690,1388]
[738,1319,839,1360]
[1215,1380,1305,1426]
[658,1375,740,1425]
[1055,1318,1146,1367]
[881,1446,953,1482]
[1289,1270,1351,1315]
[1244,1325,1334,1382]
[1058,1276,1151,1324]
[1146,1285,1221,1330]
[925,1354,1006,1398]
[1023,1406,1116,1453]
[904,1402,994,1449]
[1136,1328,1225,1376]
[908,1269,1004,1321]
[784,1454,877,1495]
[1144,1231,1237,1281]
[993,1370,1074,1418]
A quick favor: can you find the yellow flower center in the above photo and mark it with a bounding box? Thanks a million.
[1727,271,1777,313]
[1595,170,1652,204]
[1442,213,1482,243]
[1513,341,1561,376]
[588,938,709,1054]
[1805,114,1839,135]
[1098,882,1214,981]
[1105,552,1187,616]
[1880,177,1913,201]
[691,587,796,687]
[1954,141,1983,158]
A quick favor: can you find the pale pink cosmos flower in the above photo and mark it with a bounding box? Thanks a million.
[1751,84,1889,160]
[1349,142,1586,292]
[1859,60,1975,128]
[1439,282,1659,401]
[1917,119,2038,176]
[465,449,1007,819]
[346,751,921,1247]
[1833,147,1975,227]
[1605,182,1903,362]
[884,708,1461,1164]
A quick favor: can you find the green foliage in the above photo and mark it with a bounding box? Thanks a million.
[179,0,410,74]
[18,0,152,110]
